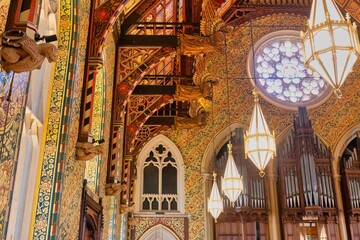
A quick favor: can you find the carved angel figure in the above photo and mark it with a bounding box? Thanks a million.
[0,30,58,73]
[178,31,225,56]
[174,81,213,102]
[75,142,104,161]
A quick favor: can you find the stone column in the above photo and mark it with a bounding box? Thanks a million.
[333,173,348,240]
[267,173,281,240]
[203,172,214,240]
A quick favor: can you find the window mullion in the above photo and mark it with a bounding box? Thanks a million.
[159,157,163,210]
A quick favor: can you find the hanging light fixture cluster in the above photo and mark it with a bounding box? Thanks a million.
[208,32,243,222]
[300,0,360,98]
[208,0,358,223]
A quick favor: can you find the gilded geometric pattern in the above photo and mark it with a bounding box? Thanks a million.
[57,0,92,238]
[30,0,81,238]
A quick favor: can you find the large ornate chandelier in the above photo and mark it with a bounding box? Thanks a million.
[244,89,276,177]
[208,172,223,222]
[300,0,360,98]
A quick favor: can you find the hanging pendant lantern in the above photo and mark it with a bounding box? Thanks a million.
[221,143,243,205]
[244,88,276,177]
[208,172,223,222]
[300,0,360,98]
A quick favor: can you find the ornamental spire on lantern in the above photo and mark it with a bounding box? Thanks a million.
[208,172,223,222]
[301,0,360,98]
[244,88,276,177]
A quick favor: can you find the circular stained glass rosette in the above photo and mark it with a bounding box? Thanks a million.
[248,31,331,109]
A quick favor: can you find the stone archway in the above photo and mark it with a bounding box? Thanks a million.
[139,224,179,240]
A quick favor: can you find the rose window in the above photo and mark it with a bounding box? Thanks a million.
[248,31,331,109]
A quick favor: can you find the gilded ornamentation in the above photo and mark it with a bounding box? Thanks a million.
[200,0,224,36]
[174,81,213,102]
[174,111,208,130]
[193,55,213,85]
[189,100,206,118]
[178,32,225,56]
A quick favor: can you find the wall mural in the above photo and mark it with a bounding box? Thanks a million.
[0,70,29,238]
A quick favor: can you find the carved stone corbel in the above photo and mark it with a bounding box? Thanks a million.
[75,141,104,161]
[120,203,135,214]
[105,182,127,196]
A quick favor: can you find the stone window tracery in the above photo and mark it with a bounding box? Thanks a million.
[247,30,331,109]
[136,135,184,213]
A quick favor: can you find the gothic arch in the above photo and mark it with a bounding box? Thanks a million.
[139,224,180,240]
[333,123,360,165]
[135,134,185,213]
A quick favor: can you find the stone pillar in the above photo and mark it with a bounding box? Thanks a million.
[267,173,281,240]
[333,173,348,240]
[203,172,214,240]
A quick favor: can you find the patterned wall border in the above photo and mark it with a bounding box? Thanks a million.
[29,0,80,238]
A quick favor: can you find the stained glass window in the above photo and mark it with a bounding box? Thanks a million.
[248,31,331,109]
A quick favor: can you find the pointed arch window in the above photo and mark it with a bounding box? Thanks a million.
[136,135,184,213]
